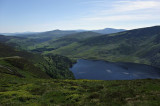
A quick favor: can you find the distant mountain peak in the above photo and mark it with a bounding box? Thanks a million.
[53,29,61,31]
[91,28,126,34]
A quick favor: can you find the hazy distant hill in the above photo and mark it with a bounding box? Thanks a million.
[1,28,125,37]
[0,32,39,36]
[0,28,125,48]
[29,31,101,52]
[1,31,102,51]
[91,28,126,34]
[22,30,77,38]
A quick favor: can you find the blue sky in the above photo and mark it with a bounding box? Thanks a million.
[0,0,160,33]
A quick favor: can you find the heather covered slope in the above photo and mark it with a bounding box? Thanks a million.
[0,72,160,105]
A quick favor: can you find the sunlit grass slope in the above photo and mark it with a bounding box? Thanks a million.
[0,72,160,105]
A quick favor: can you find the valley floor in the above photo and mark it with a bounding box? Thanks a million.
[0,73,160,106]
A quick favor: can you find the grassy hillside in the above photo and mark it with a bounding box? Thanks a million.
[0,56,50,79]
[1,71,160,105]
[29,31,101,52]
[0,35,48,50]
[43,26,160,68]
[8,30,79,49]
[0,31,101,51]
[0,42,75,79]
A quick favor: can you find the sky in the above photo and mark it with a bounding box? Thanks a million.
[0,0,160,33]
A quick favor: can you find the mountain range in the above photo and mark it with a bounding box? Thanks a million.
[0,28,125,36]
[11,26,158,68]
[1,26,160,68]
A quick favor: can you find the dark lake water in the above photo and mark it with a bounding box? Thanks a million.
[70,59,160,80]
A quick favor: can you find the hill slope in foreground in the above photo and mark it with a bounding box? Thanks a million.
[0,72,160,105]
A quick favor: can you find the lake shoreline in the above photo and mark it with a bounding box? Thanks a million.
[70,59,160,80]
[74,58,160,70]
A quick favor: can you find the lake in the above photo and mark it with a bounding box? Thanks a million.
[70,59,160,80]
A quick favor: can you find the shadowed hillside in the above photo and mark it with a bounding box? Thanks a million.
[0,42,75,79]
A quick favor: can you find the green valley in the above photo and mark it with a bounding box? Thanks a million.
[1,0,160,105]
[36,26,160,68]
[1,26,160,105]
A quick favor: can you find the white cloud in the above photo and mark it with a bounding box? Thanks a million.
[113,0,160,12]
[80,0,160,24]
[82,14,160,22]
